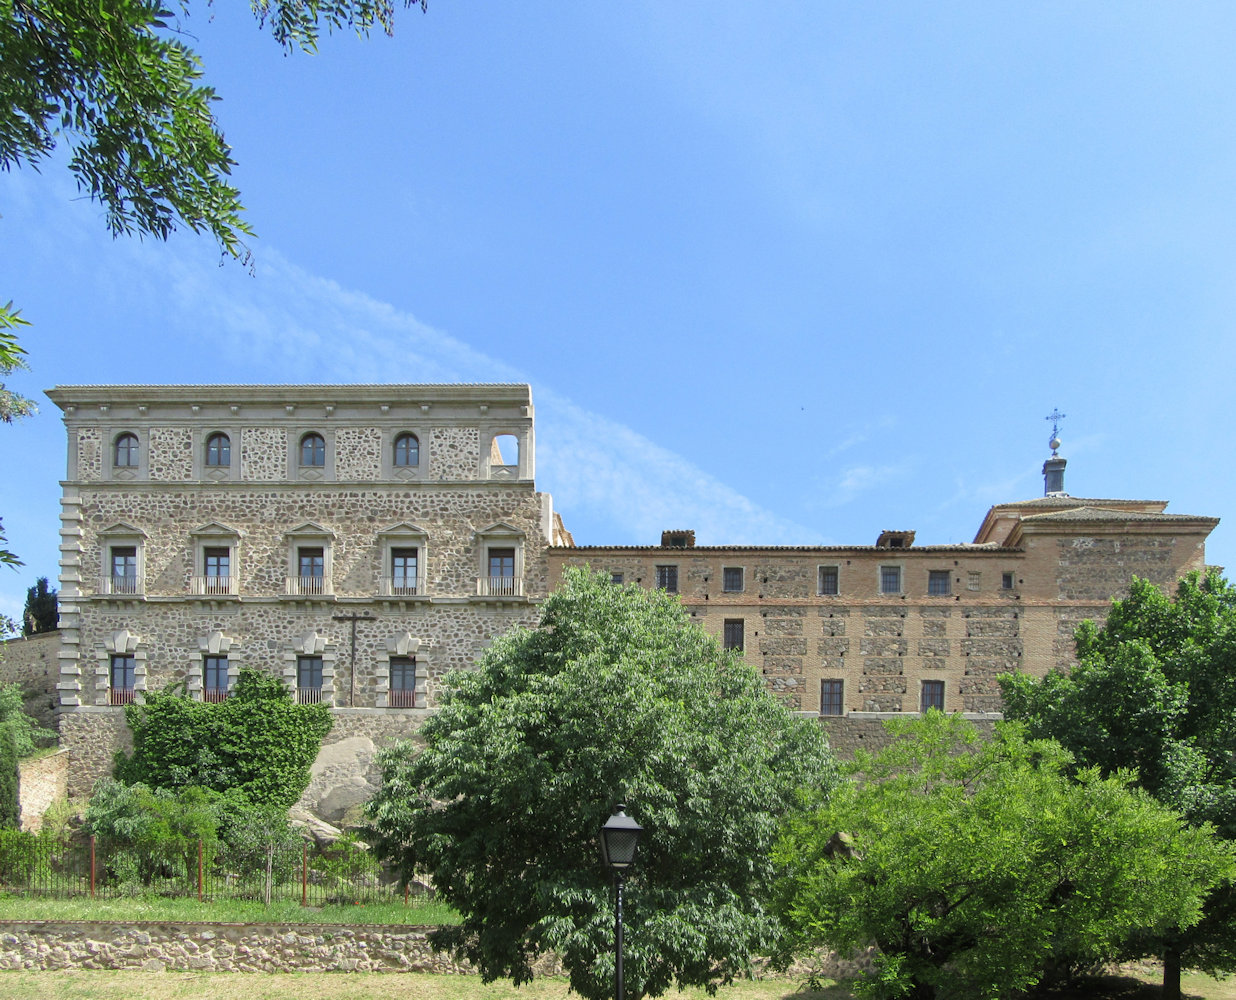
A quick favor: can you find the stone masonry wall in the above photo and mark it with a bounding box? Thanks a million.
[0,921,864,979]
[0,630,60,731]
[0,922,492,973]
[17,750,69,832]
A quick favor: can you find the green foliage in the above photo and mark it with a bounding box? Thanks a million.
[0,729,16,830]
[0,681,54,757]
[115,668,332,809]
[0,310,34,427]
[0,827,56,883]
[21,577,57,635]
[312,831,373,901]
[771,713,1235,1000]
[85,779,221,885]
[368,567,838,1000]
[1000,572,1236,981]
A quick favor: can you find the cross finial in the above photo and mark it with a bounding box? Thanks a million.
[1044,408,1066,455]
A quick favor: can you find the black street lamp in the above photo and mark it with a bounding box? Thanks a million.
[600,803,643,1000]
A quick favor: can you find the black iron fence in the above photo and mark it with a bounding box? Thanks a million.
[0,832,422,907]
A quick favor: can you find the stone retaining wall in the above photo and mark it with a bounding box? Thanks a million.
[0,922,491,973]
[0,921,865,980]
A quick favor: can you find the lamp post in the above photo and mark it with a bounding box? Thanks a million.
[600,804,643,1000]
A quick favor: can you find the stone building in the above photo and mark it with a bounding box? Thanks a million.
[28,383,1221,799]
[46,384,570,797]
[548,456,1218,745]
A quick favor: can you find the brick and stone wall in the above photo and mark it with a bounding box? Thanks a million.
[0,631,60,732]
[17,750,69,832]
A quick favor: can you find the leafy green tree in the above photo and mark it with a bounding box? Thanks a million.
[21,576,56,635]
[368,568,838,1000]
[115,668,332,809]
[85,779,220,885]
[1000,572,1236,996]
[772,713,1234,1000]
[2,0,426,295]
[0,680,54,757]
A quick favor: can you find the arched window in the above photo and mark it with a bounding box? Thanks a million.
[393,432,419,467]
[113,433,139,468]
[300,432,325,468]
[205,432,231,467]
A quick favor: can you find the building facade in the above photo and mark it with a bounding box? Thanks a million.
[47,384,570,795]
[548,477,1218,729]
[35,383,1219,795]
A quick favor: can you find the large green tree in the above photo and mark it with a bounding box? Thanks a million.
[772,713,1234,1000]
[1000,572,1236,997]
[367,568,838,1000]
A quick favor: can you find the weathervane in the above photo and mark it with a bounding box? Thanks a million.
[1044,408,1066,456]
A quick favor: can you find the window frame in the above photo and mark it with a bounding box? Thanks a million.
[110,654,136,705]
[205,432,231,468]
[879,564,902,595]
[818,565,840,596]
[388,655,419,708]
[297,655,325,704]
[1002,571,1016,591]
[655,564,679,594]
[721,566,744,593]
[722,618,745,651]
[299,432,326,468]
[283,523,335,597]
[474,523,526,598]
[927,570,952,597]
[393,432,420,468]
[921,679,946,713]
[820,678,844,716]
[113,432,139,469]
[203,655,229,702]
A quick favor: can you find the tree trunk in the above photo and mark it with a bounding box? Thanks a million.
[1162,946,1182,1000]
[264,843,274,907]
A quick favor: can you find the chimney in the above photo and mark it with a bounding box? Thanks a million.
[660,530,695,548]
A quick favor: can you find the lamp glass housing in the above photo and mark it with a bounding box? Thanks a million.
[600,805,643,869]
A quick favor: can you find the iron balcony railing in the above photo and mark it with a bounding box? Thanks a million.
[202,688,229,704]
[97,575,144,596]
[109,688,136,706]
[286,575,331,597]
[380,575,425,597]
[297,687,326,705]
[193,575,236,596]
[387,689,418,709]
[477,575,523,597]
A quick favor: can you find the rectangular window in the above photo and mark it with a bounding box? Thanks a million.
[656,565,678,593]
[820,679,844,716]
[203,656,229,702]
[391,547,419,595]
[1002,572,1015,590]
[722,567,744,593]
[723,619,744,651]
[298,547,325,595]
[110,546,138,594]
[818,565,839,596]
[297,656,324,705]
[921,679,945,713]
[487,548,517,596]
[928,570,951,596]
[968,571,982,592]
[880,565,901,595]
[389,656,417,709]
[203,547,231,595]
[110,654,135,706]
[610,572,624,585]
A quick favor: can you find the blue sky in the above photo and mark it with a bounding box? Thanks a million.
[2,2,1233,624]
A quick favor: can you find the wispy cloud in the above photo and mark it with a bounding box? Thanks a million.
[166,247,813,545]
[819,463,911,509]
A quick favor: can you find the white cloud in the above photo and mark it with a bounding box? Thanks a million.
[166,246,814,546]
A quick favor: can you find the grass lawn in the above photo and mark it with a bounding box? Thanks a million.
[0,896,458,926]
[1,968,1233,1000]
